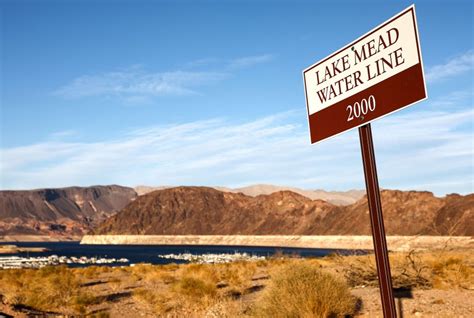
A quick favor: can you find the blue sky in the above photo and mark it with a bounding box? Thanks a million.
[1,0,473,195]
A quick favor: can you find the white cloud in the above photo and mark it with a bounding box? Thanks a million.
[54,68,227,100]
[430,89,472,109]
[185,54,274,70]
[54,54,273,103]
[49,130,78,139]
[227,54,274,69]
[425,50,474,83]
[1,96,472,195]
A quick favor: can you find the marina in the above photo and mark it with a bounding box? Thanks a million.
[0,241,358,268]
[0,255,129,269]
[158,252,266,264]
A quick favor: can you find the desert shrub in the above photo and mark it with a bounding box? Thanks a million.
[252,263,356,318]
[72,292,98,314]
[133,288,175,314]
[173,276,217,299]
[0,269,27,305]
[337,254,378,288]
[181,264,218,279]
[130,263,155,277]
[81,265,112,279]
[142,267,176,287]
[430,255,474,289]
[162,263,180,271]
[339,250,474,290]
[0,266,95,314]
[126,263,158,284]
[394,251,431,288]
[157,271,176,284]
[32,266,81,308]
[129,264,178,285]
[90,312,111,318]
[218,261,257,292]
[340,252,432,289]
[205,299,248,317]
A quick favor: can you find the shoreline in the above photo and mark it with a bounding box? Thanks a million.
[0,235,82,242]
[0,244,49,254]
[80,235,473,252]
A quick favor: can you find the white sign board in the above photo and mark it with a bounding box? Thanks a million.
[303,5,427,144]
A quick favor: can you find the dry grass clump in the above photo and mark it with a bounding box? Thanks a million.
[173,275,217,299]
[129,263,176,286]
[129,261,260,316]
[216,261,257,293]
[128,263,155,279]
[133,288,176,314]
[171,264,220,311]
[0,265,95,314]
[338,249,473,290]
[180,263,219,283]
[81,264,113,279]
[252,263,357,318]
[133,276,218,316]
[428,252,474,289]
[131,263,221,315]
[339,252,431,289]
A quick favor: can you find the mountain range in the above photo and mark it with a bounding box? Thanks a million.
[1,185,472,237]
[95,186,473,236]
[0,185,136,237]
[135,184,365,206]
[0,184,362,237]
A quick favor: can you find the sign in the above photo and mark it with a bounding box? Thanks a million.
[302,6,429,317]
[303,5,426,144]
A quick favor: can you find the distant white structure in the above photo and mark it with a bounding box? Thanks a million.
[0,255,129,269]
[157,252,265,264]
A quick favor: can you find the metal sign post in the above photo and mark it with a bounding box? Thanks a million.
[359,123,396,318]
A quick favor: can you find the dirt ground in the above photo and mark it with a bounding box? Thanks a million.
[99,286,474,318]
[1,270,472,318]
[352,287,473,318]
[0,248,472,317]
[3,285,471,317]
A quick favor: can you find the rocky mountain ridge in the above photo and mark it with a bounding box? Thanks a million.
[0,185,136,237]
[95,187,473,236]
[2,185,471,237]
[135,184,365,205]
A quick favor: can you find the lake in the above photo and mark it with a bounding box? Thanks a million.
[4,242,366,267]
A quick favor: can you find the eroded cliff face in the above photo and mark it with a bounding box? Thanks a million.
[94,187,474,236]
[0,185,137,236]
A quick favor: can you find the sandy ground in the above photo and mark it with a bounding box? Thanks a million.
[352,288,473,318]
[0,245,48,254]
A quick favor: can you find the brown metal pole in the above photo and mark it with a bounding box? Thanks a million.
[358,123,397,318]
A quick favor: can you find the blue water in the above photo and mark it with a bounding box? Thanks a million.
[4,242,366,267]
